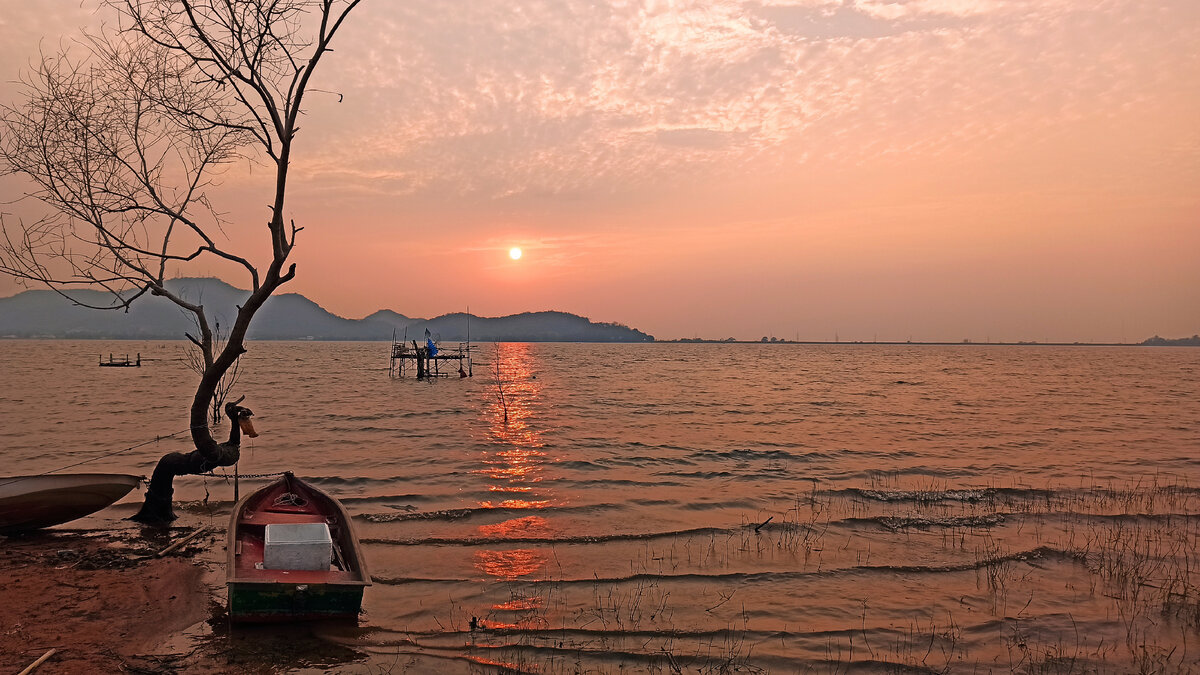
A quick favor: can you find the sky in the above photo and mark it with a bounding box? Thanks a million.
[0,0,1197,342]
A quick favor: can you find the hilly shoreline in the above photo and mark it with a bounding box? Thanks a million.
[0,278,654,343]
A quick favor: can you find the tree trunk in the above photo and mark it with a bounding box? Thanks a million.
[133,207,295,524]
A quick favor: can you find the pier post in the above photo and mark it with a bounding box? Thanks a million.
[413,340,425,379]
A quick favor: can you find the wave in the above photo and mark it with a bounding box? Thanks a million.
[652,470,736,479]
[854,545,1082,575]
[359,624,829,643]
[554,454,701,471]
[370,545,1081,586]
[836,483,1200,507]
[340,619,1112,675]
[599,455,699,468]
[650,469,822,482]
[348,638,761,674]
[337,494,428,505]
[557,478,689,489]
[264,474,425,488]
[687,447,836,463]
[844,487,998,503]
[847,513,1006,530]
[370,569,788,587]
[680,499,759,511]
[360,525,726,546]
[362,507,481,523]
[621,441,698,453]
[359,502,628,524]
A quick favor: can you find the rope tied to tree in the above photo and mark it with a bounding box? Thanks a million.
[0,424,210,490]
[0,425,289,492]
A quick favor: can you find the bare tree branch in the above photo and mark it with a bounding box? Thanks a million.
[0,0,365,513]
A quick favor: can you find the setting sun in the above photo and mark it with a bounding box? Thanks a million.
[509,247,522,260]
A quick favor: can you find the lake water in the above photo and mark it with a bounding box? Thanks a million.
[2,340,1199,673]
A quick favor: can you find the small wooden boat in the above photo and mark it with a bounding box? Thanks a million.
[227,472,371,622]
[0,473,142,534]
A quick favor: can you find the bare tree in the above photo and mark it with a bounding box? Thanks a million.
[182,314,242,426]
[0,0,364,522]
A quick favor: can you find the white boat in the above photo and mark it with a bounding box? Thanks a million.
[0,473,142,534]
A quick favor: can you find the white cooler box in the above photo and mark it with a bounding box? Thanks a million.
[263,522,332,571]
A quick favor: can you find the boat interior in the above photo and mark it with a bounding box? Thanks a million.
[230,476,367,584]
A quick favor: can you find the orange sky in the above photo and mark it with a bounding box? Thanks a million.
[1,0,1197,341]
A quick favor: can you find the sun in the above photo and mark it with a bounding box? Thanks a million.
[509,247,522,260]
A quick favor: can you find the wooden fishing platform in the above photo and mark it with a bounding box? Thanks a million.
[389,340,472,379]
[99,353,140,367]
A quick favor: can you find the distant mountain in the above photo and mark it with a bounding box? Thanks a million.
[0,278,654,342]
[1141,334,1200,346]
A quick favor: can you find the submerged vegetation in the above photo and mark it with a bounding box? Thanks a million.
[368,475,1200,673]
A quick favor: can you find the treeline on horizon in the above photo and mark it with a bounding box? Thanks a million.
[1140,335,1200,346]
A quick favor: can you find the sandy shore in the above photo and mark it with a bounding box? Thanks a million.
[0,527,217,674]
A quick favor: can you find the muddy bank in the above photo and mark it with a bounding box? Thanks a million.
[0,527,216,674]
[0,524,377,674]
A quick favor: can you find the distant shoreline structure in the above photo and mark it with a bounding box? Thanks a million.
[661,337,1199,347]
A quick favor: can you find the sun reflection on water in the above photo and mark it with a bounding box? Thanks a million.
[478,515,550,538]
[478,499,551,509]
[493,597,543,612]
[475,447,546,484]
[474,343,560,581]
[472,548,549,580]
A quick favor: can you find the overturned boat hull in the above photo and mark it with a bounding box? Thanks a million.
[0,473,142,534]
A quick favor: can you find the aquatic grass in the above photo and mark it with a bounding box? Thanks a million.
[879,610,964,675]
[372,475,1200,673]
[998,613,1112,675]
[818,476,1200,672]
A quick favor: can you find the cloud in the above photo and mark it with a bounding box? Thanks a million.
[654,127,742,149]
[7,0,1196,216]
[280,0,1199,207]
[853,0,1002,21]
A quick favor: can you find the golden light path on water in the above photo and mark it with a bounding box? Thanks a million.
[472,343,554,602]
